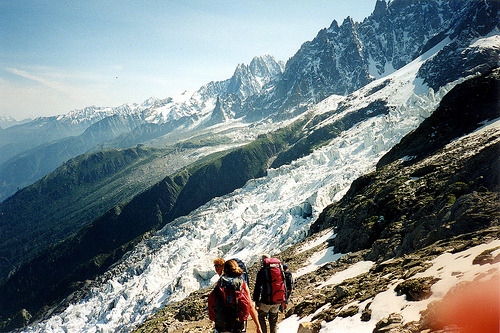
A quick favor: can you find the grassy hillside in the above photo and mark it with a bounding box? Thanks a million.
[0,146,178,281]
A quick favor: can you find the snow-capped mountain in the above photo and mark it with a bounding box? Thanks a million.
[0,99,161,165]
[20,22,498,332]
[0,100,166,202]
[145,54,284,125]
[56,104,147,126]
[0,115,29,129]
[241,0,499,121]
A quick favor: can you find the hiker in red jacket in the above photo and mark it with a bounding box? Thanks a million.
[209,260,262,333]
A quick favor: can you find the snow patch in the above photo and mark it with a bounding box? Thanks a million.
[470,28,500,49]
[315,261,375,289]
[295,247,344,278]
[296,229,335,254]
[278,240,500,333]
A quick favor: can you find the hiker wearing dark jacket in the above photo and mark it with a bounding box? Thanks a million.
[252,254,281,333]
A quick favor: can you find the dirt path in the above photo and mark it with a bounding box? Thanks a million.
[246,312,286,333]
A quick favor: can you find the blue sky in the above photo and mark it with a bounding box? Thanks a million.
[1,1,377,120]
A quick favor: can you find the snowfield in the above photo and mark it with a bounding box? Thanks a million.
[23,35,493,333]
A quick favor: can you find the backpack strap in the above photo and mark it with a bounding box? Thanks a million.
[220,276,243,290]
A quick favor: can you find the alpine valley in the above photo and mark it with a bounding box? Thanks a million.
[0,0,499,332]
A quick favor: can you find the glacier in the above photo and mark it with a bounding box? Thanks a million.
[23,34,479,333]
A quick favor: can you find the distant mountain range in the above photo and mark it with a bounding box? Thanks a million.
[1,0,497,203]
[0,55,285,203]
[0,0,498,331]
[0,116,31,130]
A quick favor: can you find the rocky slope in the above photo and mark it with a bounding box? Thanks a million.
[131,68,499,333]
[310,68,500,257]
[132,230,499,333]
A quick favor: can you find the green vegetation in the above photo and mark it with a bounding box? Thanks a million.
[174,135,233,149]
[0,146,173,283]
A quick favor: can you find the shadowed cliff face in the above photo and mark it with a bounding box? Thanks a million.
[310,68,500,259]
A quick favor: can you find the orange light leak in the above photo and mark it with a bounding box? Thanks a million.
[432,275,499,333]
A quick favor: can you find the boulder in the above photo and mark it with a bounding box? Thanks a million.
[395,277,440,301]
[297,322,320,333]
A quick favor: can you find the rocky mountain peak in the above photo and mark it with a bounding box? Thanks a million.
[196,54,284,103]
[372,0,388,19]
[249,54,284,79]
[140,97,160,108]
[225,54,284,99]
[327,19,339,32]
[341,16,355,29]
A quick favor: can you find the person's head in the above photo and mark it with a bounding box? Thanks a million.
[283,264,289,271]
[214,258,225,276]
[224,259,243,278]
[261,254,270,265]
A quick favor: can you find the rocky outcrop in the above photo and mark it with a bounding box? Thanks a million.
[310,69,500,259]
[204,94,242,127]
[417,0,500,91]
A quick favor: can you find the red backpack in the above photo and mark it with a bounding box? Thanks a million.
[264,257,287,304]
[208,276,250,332]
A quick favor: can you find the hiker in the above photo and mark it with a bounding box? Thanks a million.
[252,255,287,333]
[214,258,249,285]
[214,258,225,276]
[209,259,262,333]
[283,264,293,303]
